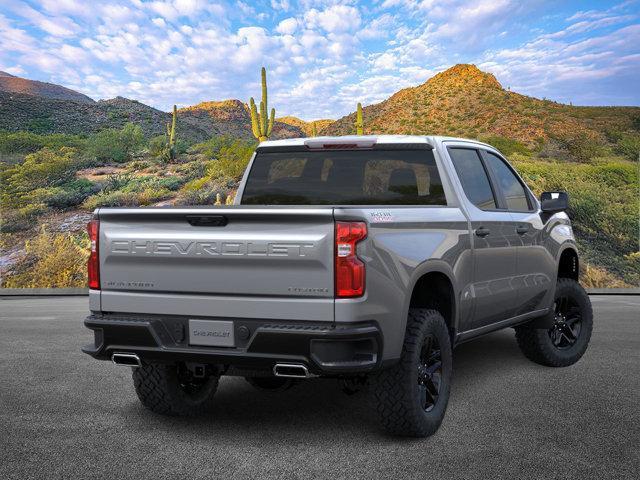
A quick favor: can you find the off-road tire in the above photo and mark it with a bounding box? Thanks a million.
[132,363,219,416]
[515,278,593,367]
[372,309,452,437]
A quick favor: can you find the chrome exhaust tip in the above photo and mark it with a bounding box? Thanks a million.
[273,363,310,378]
[111,352,141,367]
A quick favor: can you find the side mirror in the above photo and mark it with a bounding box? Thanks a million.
[540,191,569,213]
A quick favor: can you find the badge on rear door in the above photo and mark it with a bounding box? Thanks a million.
[188,320,235,347]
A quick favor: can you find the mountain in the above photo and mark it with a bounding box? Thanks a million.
[0,71,94,104]
[0,71,303,142]
[322,64,640,147]
[178,100,303,140]
[0,91,209,141]
[276,116,334,136]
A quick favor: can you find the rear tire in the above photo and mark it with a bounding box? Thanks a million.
[132,363,219,416]
[372,309,452,437]
[515,278,593,367]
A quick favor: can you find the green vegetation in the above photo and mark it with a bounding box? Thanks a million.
[165,104,178,161]
[87,123,144,162]
[481,135,531,156]
[249,67,275,142]
[2,227,88,288]
[0,131,87,155]
[513,157,639,286]
[355,102,363,135]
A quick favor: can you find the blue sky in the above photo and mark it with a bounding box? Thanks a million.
[0,0,638,120]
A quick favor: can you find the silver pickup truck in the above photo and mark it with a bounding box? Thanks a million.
[83,135,593,437]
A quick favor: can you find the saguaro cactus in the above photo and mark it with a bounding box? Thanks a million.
[249,67,275,141]
[355,102,363,135]
[165,104,177,161]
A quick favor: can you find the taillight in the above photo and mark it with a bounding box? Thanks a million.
[87,219,100,290]
[335,221,367,298]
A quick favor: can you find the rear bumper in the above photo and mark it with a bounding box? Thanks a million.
[82,313,382,376]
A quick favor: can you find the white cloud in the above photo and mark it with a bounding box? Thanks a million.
[9,2,80,37]
[276,17,298,35]
[271,0,291,11]
[358,14,395,39]
[152,17,166,28]
[304,5,361,33]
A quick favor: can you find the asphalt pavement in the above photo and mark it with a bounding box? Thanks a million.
[0,295,638,479]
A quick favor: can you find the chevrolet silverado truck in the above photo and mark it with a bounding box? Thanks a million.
[83,135,593,437]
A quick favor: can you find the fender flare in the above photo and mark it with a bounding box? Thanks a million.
[400,259,461,336]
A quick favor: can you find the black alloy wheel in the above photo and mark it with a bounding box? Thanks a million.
[418,334,442,412]
[549,295,582,350]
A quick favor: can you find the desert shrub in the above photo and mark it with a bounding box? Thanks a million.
[614,133,640,160]
[148,135,166,157]
[27,117,54,134]
[175,172,237,206]
[82,191,139,209]
[2,227,88,288]
[125,160,152,171]
[0,131,87,154]
[174,186,225,206]
[88,123,144,163]
[102,173,133,192]
[148,135,189,162]
[193,136,255,162]
[580,263,629,288]
[0,203,47,232]
[0,147,81,208]
[30,179,98,209]
[215,141,254,178]
[82,187,172,209]
[552,132,603,162]
[156,176,185,191]
[480,136,530,156]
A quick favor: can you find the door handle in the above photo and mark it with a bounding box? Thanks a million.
[475,227,491,237]
[516,225,529,235]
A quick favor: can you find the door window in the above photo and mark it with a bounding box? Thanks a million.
[448,148,497,210]
[483,152,530,211]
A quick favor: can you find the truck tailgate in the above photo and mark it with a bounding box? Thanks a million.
[96,207,335,321]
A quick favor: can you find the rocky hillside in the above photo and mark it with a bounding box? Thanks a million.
[0,71,94,104]
[179,100,303,140]
[323,64,640,146]
[276,116,334,136]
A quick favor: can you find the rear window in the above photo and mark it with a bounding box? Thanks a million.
[241,149,446,205]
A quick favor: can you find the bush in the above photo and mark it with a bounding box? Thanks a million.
[88,123,144,162]
[0,203,47,233]
[553,132,603,162]
[1,227,89,288]
[0,131,87,154]
[480,136,530,156]
[148,135,167,157]
[215,141,255,178]
[0,147,81,208]
[82,187,172,209]
[30,179,98,209]
[614,133,640,160]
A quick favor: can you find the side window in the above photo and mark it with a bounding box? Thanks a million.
[483,152,530,211]
[448,148,497,210]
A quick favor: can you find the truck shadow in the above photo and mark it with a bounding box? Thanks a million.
[124,330,533,441]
